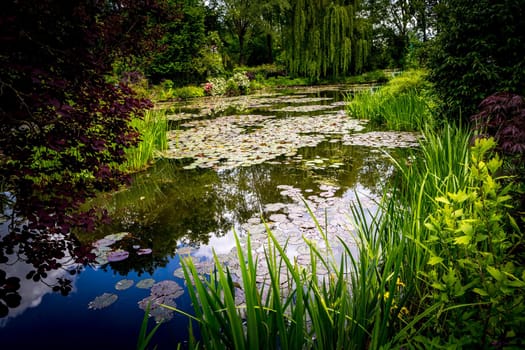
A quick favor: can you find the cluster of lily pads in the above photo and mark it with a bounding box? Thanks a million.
[90,232,152,266]
[166,113,367,170]
[163,91,420,171]
[88,275,186,323]
[88,278,154,310]
[171,181,379,306]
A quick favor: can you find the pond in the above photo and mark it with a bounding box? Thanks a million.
[0,85,419,349]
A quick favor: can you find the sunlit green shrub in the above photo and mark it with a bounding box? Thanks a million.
[172,86,205,99]
[205,77,227,96]
[403,137,525,348]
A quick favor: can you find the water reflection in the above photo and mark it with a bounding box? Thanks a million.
[77,141,401,278]
[0,84,414,349]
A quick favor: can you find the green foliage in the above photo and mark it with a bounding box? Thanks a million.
[204,73,251,96]
[225,72,251,95]
[204,77,228,96]
[346,69,435,130]
[151,84,205,101]
[429,0,525,122]
[137,302,163,350]
[413,137,525,347]
[122,109,168,172]
[146,1,208,84]
[284,0,371,78]
[173,86,205,99]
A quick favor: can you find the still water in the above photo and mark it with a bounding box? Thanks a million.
[0,85,417,349]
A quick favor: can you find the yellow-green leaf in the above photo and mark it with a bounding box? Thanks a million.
[487,266,504,281]
[448,190,470,203]
[473,288,489,296]
[454,235,471,245]
[428,256,444,265]
[435,196,450,205]
[431,282,446,291]
[456,221,473,235]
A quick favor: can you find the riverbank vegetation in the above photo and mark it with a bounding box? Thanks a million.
[346,69,435,131]
[139,124,523,349]
[1,0,524,347]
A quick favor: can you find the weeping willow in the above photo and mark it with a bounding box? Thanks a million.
[284,0,370,78]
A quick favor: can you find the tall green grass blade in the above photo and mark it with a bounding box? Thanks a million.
[136,302,162,350]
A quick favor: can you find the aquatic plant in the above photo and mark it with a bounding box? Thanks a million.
[122,109,168,172]
[136,124,525,348]
[346,69,435,131]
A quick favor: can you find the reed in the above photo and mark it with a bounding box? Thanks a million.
[346,69,435,131]
[122,109,168,172]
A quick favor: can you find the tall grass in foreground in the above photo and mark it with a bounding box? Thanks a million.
[122,109,168,172]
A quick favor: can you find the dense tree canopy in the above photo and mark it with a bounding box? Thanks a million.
[284,0,371,78]
[146,0,210,83]
[0,0,173,230]
[429,0,525,121]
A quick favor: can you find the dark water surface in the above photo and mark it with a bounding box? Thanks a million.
[0,85,413,349]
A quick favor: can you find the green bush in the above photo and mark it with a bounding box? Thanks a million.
[429,0,525,122]
[409,137,525,347]
[172,86,205,99]
[204,77,227,96]
[225,72,251,96]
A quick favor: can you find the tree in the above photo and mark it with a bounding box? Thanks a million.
[284,0,371,78]
[223,0,261,66]
[146,0,210,84]
[429,0,525,122]
[0,0,172,317]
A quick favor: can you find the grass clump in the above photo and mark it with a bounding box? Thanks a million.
[122,109,168,172]
[346,69,435,131]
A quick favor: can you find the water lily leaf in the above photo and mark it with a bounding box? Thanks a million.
[136,278,156,289]
[115,279,134,290]
[88,293,118,310]
[104,232,131,241]
[138,297,177,323]
[269,213,288,223]
[150,280,184,299]
[137,248,152,255]
[107,250,129,262]
[92,238,116,248]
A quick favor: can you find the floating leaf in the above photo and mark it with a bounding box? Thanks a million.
[88,293,118,310]
[104,232,131,241]
[136,278,156,289]
[92,238,116,248]
[107,250,129,262]
[150,280,183,299]
[115,279,134,290]
[137,248,152,255]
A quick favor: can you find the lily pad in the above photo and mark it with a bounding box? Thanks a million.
[92,238,116,248]
[115,279,134,291]
[104,232,131,241]
[137,248,152,255]
[150,280,184,298]
[107,250,129,262]
[88,293,118,310]
[136,278,156,289]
